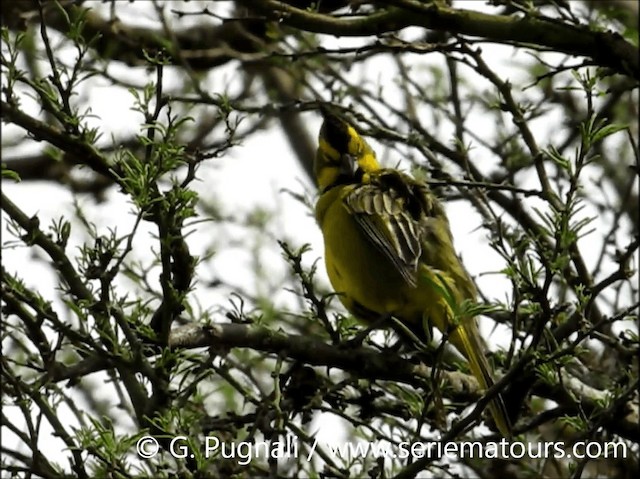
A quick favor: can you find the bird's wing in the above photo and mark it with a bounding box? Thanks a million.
[342,171,428,287]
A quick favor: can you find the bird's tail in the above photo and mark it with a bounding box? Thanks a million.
[421,270,512,436]
[450,321,513,438]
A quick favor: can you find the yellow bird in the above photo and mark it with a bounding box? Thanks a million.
[314,108,511,437]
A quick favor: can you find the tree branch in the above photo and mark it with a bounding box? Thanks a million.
[239,0,639,79]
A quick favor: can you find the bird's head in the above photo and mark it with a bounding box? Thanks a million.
[314,107,380,191]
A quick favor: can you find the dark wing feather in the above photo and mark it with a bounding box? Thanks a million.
[343,170,430,287]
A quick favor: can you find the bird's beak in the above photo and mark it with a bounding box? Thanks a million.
[339,153,357,177]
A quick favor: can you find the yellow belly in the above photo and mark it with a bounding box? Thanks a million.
[317,186,427,324]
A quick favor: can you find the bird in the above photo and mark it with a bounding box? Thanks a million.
[313,107,512,437]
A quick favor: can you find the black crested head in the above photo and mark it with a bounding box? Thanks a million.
[320,106,351,154]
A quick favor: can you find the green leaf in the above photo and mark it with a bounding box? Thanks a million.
[591,123,628,144]
[1,164,21,182]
